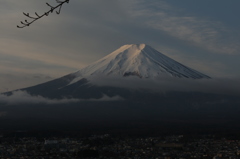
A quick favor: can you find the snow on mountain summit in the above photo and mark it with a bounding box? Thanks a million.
[73,44,210,80]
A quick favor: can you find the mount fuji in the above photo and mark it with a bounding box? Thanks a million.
[72,44,210,80]
[2,44,240,133]
[6,44,211,99]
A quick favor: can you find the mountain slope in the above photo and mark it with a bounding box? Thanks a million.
[73,44,210,80]
[4,44,211,99]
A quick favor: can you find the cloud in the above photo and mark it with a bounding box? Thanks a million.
[0,76,239,106]
[0,91,124,105]
[88,75,240,96]
[128,0,240,54]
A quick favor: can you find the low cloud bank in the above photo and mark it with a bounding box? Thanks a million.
[88,75,240,96]
[1,76,239,105]
[0,91,123,105]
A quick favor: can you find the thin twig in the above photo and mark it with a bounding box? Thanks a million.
[17,0,70,28]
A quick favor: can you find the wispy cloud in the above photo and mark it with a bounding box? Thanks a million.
[128,0,240,54]
[88,75,240,96]
[0,91,123,105]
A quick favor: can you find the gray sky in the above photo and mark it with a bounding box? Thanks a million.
[0,0,240,92]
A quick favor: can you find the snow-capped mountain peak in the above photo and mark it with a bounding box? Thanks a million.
[73,44,210,80]
[4,44,212,100]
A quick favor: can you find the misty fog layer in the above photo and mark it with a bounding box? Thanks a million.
[0,91,123,105]
[87,75,240,96]
[1,75,240,105]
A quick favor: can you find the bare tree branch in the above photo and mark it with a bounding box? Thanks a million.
[17,0,70,28]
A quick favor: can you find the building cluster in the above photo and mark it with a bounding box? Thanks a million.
[0,134,240,159]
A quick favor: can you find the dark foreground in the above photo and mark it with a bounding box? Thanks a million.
[1,93,240,133]
[1,132,240,159]
[0,96,240,158]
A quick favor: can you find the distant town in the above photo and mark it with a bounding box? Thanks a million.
[1,133,240,159]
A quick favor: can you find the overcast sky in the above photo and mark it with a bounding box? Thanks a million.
[0,0,240,92]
